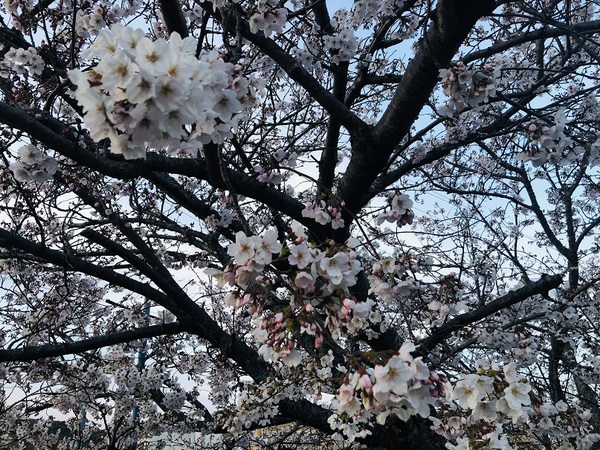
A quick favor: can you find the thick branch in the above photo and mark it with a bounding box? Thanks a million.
[336,0,495,217]
[159,0,189,37]
[416,275,563,355]
[0,323,185,362]
[462,20,600,64]
[0,103,323,231]
[372,0,494,146]
[0,228,183,313]
[318,61,348,196]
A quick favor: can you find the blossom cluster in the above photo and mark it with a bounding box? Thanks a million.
[253,309,306,367]
[226,229,282,289]
[350,0,404,24]
[252,148,297,185]
[329,342,444,441]
[220,381,283,432]
[221,225,368,364]
[72,0,140,38]
[376,193,415,227]
[76,6,108,37]
[248,0,287,37]
[439,61,498,116]
[302,200,345,229]
[369,255,420,302]
[69,24,257,160]
[516,109,571,166]
[9,144,58,184]
[318,9,359,64]
[0,46,45,79]
[225,225,362,297]
[290,46,317,70]
[438,363,600,449]
[323,28,358,64]
[517,109,599,168]
[288,228,363,299]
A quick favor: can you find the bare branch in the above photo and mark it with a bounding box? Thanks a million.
[0,323,186,362]
[417,275,563,355]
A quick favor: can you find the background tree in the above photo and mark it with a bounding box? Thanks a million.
[0,0,598,449]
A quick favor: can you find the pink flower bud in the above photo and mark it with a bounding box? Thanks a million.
[359,373,373,391]
[314,333,323,349]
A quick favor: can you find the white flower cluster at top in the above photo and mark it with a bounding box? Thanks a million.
[69,24,259,160]
[248,0,287,37]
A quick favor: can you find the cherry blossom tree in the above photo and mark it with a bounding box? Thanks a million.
[0,0,599,448]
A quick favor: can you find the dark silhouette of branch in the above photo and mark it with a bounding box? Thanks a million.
[0,322,186,362]
[462,20,600,64]
[417,275,563,355]
[159,0,188,37]
[336,0,496,219]
[0,102,327,232]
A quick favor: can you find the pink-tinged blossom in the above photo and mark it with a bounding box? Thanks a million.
[228,231,255,266]
[503,362,519,383]
[452,378,484,410]
[314,208,331,225]
[301,201,344,228]
[359,373,373,393]
[338,381,355,405]
[372,355,415,401]
[319,252,350,285]
[392,194,413,215]
[294,272,314,289]
[503,381,531,410]
[373,258,396,274]
[288,242,312,269]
